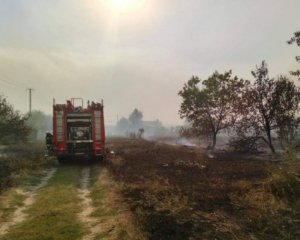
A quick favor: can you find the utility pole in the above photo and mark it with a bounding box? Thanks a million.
[27,88,33,115]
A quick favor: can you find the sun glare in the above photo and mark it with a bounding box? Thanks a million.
[102,0,144,12]
[111,0,126,8]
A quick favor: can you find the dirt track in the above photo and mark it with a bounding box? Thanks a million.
[0,168,57,236]
[77,166,104,240]
[0,159,139,240]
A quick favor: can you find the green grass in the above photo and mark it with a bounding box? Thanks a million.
[1,165,84,240]
[0,167,57,225]
[0,142,56,192]
[0,189,26,224]
[22,171,47,188]
[89,165,118,218]
[89,162,102,186]
[89,166,142,239]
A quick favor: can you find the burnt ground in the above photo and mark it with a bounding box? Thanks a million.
[107,138,300,240]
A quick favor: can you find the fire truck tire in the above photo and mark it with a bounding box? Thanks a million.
[57,156,67,164]
[96,155,106,161]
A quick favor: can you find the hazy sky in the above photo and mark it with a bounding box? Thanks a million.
[0,0,299,125]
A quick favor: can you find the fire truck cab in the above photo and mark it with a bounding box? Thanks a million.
[49,98,106,162]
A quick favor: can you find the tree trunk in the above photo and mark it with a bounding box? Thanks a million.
[212,133,217,150]
[266,129,276,153]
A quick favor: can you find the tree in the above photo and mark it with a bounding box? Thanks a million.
[236,61,300,153]
[274,76,300,146]
[129,108,143,132]
[0,96,30,144]
[237,61,277,153]
[287,31,300,80]
[138,128,145,138]
[178,70,247,149]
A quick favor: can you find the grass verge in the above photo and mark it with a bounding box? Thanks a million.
[0,141,55,192]
[1,165,84,240]
[0,162,57,227]
[89,163,145,240]
[0,189,26,225]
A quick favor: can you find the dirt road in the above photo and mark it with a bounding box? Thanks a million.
[0,162,139,240]
[0,168,57,235]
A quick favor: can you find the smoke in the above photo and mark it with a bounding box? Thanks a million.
[26,110,52,140]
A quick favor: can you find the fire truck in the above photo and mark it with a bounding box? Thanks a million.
[47,98,106,162]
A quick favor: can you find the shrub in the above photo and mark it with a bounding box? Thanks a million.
[0,142,47,192]
[283,145,298,162]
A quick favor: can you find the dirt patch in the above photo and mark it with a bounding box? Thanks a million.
[88,165,145,240]
[0,168,57,236]
[77,166,101,240]
[77,164,143,240]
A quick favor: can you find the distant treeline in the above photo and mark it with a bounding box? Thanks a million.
[112,108,180,139]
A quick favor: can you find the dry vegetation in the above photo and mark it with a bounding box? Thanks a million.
[88,164,145,240]
[107,138,300,240]
[0,141,50,192]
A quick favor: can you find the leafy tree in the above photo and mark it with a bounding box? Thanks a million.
[178,70,247,149]
[0,96,30,144]
[274,76,300,146]
[236,61,300,153]
[129,108,143,132]
[236,61,277,153]
[287,31,300,80]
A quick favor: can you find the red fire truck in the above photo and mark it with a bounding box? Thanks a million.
[47,98,106,162]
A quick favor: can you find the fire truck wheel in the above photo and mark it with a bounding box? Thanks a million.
[96,155,106,161]
[57,156,67,164]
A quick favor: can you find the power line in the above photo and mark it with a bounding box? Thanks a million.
[0,79,25,97]
[0,74,28,89]
[2,73,28,88]
[0,77,18,87]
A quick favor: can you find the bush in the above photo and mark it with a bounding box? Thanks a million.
[0,96,31,144]
[270,173,300,203]
[283,145,298,162]
[227,136,265,153]
[0,142,47,192]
